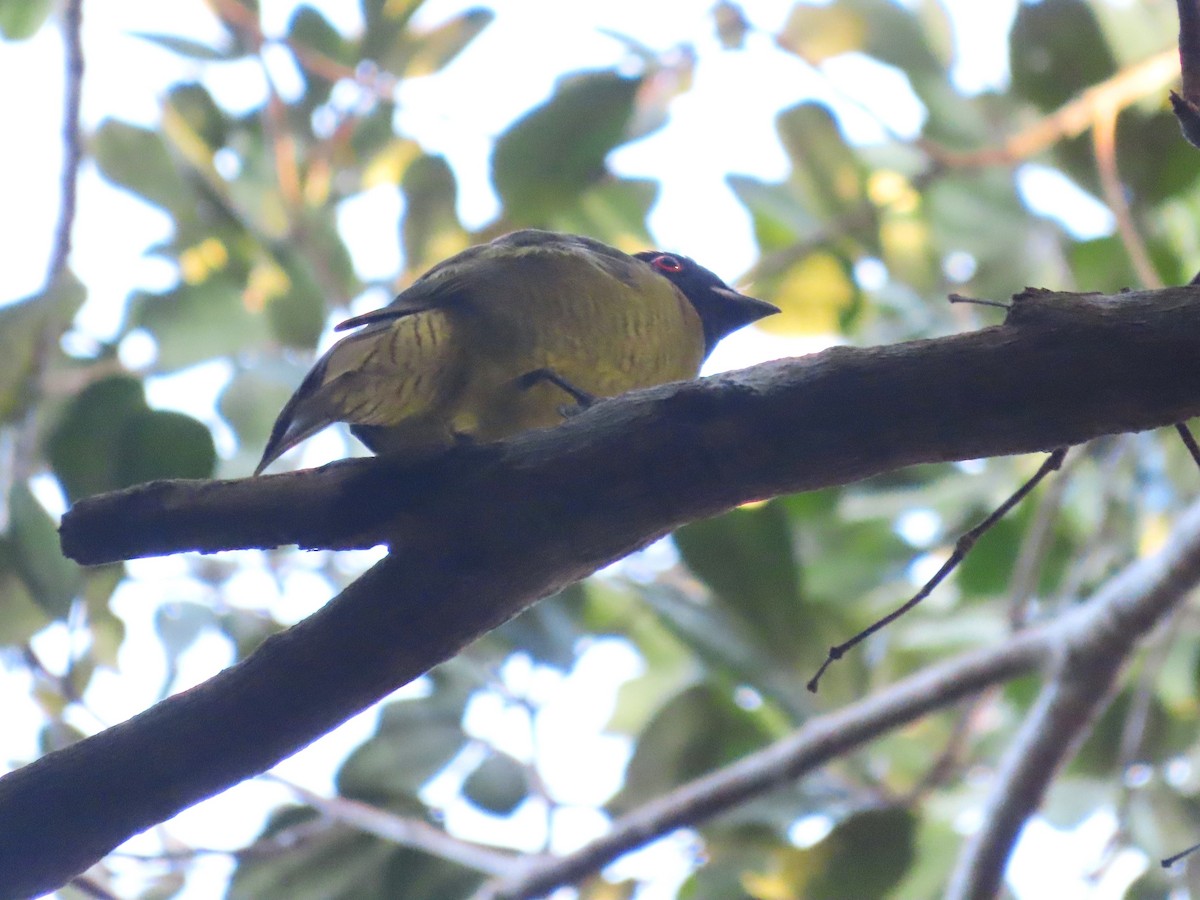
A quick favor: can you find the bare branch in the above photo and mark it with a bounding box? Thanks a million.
[48,0,83,286]
[267,776,519,877]
[946,501,1200,900]
[476,498,1200,900]
[926,50,1178,169]
[807,449,1066,692]
[1091,100,1162,290]
[9,287,1200,895]
[480,497,1200,898]
[60,287,1200,565]
[476,627,1051,900]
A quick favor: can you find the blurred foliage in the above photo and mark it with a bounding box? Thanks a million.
[5,0,1200,898]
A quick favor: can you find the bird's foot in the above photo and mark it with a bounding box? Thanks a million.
[515,368,596,412]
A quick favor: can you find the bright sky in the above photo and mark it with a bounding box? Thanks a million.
[0,1,1142,898]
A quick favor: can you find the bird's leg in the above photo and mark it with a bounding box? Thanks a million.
[515,368,596,417]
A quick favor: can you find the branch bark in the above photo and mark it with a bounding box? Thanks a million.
[6,286,1200,895]
[945,501,1200,899]
[480,497,1200,899]
[61,287,1200,565]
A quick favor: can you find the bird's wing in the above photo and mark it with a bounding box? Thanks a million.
[334,231,639,331]
[254,312,459,474]
[334,271,475,331]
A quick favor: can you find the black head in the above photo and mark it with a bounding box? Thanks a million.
[635,251,779,357]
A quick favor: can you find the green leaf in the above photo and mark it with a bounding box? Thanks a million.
[777,0,945,81]
[1117,109,1200,209]
[0,0,53,40]
[132,278,270,371]
[1070,235,1140,291]
[637,583,779,685]
[219,364,309,466]
[890,816,959,900]
[801,807,917,899]
[727,174,821,252]
[46,376,146,503]
[0,276,87,423]
[46,376,215,501]
[83,568,126,666]
[401,154,466,277]
[5,481,81,619]
[548,177,658,245]
[40,720,86,755]
[230,822,396,900]
[337,694,468,801]
[288,5,354,66]
[462,752,528,815]
[361,0,429,70]
[380,847,485,900]
[131,32,230,61]
[0,547,52,644]
[1010,0,1116,113]
[492,70,641,223]
[610,683,772,814]
[364,4,494,80]
[265,246,329,349]
[488,583,586,671]
[674,501,803,664]
[1072,688,1196,776]
[115,410,217,485]
[286,5,354,111]
[954,506,1023,597]
[395,8,494,78]
[777,2,868,62]
[164,83,228,154]
[925,169,1031,268]
[91,119,192,215]
[776,103,867,222]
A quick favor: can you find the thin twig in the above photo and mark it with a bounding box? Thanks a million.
[1088,607,1183,879]
[66,876,116,900]
[748,50,1177,295]
[1008,447,1081,628]
[207,0,396,99]
[1176,422,1200,469]
[110,817,333,863]
[48,0,84,287]
[949,293,1011,310]
[12,0,86,483]
[265,774,519,877]
[922,50,1179,169]
[1091,100,1162,290]
[808,450,1069,692]
[901,697,988,803]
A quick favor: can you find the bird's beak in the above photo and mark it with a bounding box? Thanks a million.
[714,287,780,322]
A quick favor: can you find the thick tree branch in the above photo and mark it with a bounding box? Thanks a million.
[481,498,1200,899]
[61,287,1200,565]
[0,545,552,897]
[8,286,1200,896]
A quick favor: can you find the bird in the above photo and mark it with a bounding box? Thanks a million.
[254,229,779,474]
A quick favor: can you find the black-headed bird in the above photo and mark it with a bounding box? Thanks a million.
[255,229,778,474]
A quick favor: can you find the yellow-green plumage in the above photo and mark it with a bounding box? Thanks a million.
[255,230,777,474]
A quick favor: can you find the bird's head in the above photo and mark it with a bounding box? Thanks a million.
[635,251,779,357]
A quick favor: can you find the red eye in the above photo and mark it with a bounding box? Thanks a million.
[650,254,684,273]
